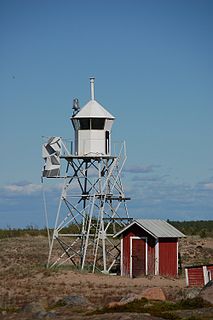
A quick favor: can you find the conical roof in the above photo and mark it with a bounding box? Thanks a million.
[73,99,115,119]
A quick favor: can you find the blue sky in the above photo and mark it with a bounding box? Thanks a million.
[0,0,213,228]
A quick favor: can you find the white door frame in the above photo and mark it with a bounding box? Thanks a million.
[155,239,159,275]
[130,236,148,278]
[120,236,123,276]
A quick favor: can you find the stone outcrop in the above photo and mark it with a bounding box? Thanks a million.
[107,287,166,308]
[22,301,56,319]
[141,287,166,301]
[61,295,90,306]
[199,280,213,304]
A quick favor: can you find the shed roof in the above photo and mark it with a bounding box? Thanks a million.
[114,219,185,239]
[73,99,115,119]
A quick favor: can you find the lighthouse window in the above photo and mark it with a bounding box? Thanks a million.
[78,118,105,130]
[79,118,90,130]
[91,118,105,129]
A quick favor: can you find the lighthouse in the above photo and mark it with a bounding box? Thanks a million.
[71,77,115,156]
[42,77,131,273]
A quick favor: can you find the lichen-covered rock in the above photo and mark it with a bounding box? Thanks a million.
[107,287,166,308]
[61,295,90,306]
[35,311,56,319]
[184,287,201,299]
[141,287,166,301]
[22,301,46,314]
[199,280,213,304]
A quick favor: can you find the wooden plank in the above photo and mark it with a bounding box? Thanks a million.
[159,238,178,277]
[188,267,204,286]
[131,238,146,277]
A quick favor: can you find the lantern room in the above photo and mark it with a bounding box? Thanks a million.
[71,77,115,157]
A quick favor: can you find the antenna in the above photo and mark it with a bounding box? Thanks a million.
[90,77,95,100]
[72,98,80,115]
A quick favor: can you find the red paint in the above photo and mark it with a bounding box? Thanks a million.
[159,238,178,277]
[132,238,146,277]
[121,223,180,278]
[148,237,155,274]
[187,267,204,286]
[207,265,213,282]
[207,265,213,277]
[122,224,152,276]
[185,264,213,287]
[123,231,131,275]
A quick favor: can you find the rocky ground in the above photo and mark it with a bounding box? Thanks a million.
[0,235,213,319]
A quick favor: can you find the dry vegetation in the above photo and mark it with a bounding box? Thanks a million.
[0,234,213,319]
[179,236,213,266]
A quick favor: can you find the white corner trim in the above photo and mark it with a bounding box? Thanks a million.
[185,268,189,286]
[130,236,133,278]
[203,266,209,285]
[177,241,179,276]
[155,239,159,275]
[121,236,123,276]
[209,269,212,281]
[145,238,148,275]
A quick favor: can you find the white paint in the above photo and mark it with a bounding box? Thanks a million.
[42,137,61,177]
[146,239,148,274]
[78,130,106,156]
[185,268,189,286]
[130,236,147,278]
[130,237,133,278]
[71,79,115,157]
[74,100,114,119]
[177,241,179,276]
[155,239,159,275]
[90,77,95,100]
[121,236,123,276]
[203,266,209,285]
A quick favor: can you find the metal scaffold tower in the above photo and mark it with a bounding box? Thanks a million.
[42,78,131,273]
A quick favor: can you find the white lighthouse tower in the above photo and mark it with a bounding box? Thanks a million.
[42,77,131,273]
[72,77,114,156]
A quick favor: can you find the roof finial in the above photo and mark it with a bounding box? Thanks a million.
[90,77,95,100]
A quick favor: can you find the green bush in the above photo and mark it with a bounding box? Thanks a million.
[170,221,213,238]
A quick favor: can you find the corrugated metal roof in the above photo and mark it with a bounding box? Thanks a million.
[73,99,115,119]
[114,219,185,238]
[135,219,185,238]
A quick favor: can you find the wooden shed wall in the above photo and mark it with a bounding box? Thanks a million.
[122,224,155,276]
[159,238,178,277]
[186,264,213,287]
[207,265,213,280]
[148,237,155,275]
[186,267,205,286]
[122,230,131,276]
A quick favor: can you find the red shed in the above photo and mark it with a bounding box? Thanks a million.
[185,264,213,287]
[114,219,185,278]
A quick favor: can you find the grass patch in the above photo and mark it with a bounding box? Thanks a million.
[0,227,48,239]
[176,297,211,309]
[0,306,19,314]
[51,300,67,308]
[93,297,212,319]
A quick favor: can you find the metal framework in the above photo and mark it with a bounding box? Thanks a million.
[43,139,131,273]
